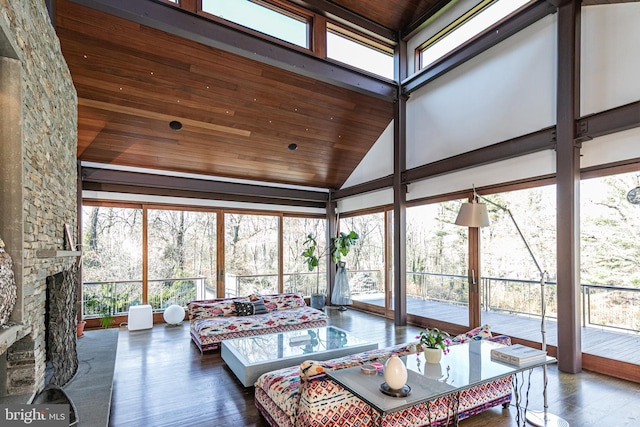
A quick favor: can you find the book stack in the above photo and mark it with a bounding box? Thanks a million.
[490,344,547,366]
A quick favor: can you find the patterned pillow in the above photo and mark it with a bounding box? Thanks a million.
[251,299,268,315]
[234,301,254,316]
[234,299,268,316]
[452,324,492,343]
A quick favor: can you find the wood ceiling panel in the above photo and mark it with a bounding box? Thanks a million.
[331,0,445,31]
[57,0,394,189]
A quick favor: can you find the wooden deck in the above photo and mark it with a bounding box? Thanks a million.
[108,308,640,427]
[355,295,640,365]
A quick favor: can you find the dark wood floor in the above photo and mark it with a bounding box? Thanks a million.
[109,307,640,427]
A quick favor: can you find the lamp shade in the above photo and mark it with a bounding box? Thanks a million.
[454,202,490,227]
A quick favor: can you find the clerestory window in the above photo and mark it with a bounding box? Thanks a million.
[418,0,532,70]
[327,23,394,80]
[201,0,310,48]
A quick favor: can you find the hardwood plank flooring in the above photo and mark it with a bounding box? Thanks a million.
[109,307,640,427]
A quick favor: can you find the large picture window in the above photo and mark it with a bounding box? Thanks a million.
[406,200,469,325]
[224,212,279,297]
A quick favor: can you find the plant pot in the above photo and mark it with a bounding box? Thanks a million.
[310,294,325,310]
[424,347,442,364]
[76,321,86,338]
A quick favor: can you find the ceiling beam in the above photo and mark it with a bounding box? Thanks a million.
[404,127,556,184]
[332,97,640,201]
[577,101,640,140]
[81,167,329,204]
[69,0,397,101]
[402,0,556,95]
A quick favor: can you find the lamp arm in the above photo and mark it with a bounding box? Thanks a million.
[475,194,545,278]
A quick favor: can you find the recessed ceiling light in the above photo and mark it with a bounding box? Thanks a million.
[288,143,298,151]
[169,120,183,131]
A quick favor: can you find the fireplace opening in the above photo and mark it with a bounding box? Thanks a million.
[45,266,79,386]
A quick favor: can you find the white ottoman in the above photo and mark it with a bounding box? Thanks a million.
[128,304,153,331]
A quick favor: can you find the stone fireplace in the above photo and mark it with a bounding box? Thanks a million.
[0,1,78,399]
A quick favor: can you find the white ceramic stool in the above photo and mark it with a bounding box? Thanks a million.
[127,304,153,330]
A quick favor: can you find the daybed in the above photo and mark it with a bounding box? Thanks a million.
[255,325,513,427]
[188,292,328,352]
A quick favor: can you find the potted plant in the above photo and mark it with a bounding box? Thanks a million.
[302,231,359,310]
[416,328,452,364]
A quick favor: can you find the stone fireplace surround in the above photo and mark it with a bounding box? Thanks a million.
[0,1,79,400]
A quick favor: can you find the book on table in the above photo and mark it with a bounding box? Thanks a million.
[490,344,547,366]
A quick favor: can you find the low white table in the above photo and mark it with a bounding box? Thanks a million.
[221,326,377,387]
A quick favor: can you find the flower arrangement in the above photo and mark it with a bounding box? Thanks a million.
[417,328,452,354]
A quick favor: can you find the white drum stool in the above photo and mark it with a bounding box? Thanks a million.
[128,304,153,330]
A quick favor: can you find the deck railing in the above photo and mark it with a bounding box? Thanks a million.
[81,277,206,317]
[82,272,640,334]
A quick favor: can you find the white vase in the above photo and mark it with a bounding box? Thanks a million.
[424,348,442,364]
[384,355,407,390]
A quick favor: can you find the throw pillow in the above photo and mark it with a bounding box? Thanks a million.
[252,299,268,315]
[234,301,254,316]
[234,300,268,316]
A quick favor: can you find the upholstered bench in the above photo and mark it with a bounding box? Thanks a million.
[255,325,513,427]
[188,292,328,352]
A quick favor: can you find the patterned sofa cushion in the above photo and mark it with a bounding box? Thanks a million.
[451,323,492,343]
[188,298,244,321]
[188,293,306,321]
[192,306,327,341]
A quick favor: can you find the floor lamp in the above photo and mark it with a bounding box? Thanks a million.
[454,188,568,427]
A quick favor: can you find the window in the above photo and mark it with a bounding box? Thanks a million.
[147,208,216,307]
[406,201,469,324]
[340,212,386,306]
[479,185,557,325]
[201,0,309,48]
[283,216,326,296]
[224,212,279,297]
[81,205,143,317]
[327,24,394,80]
[581,172,640,333]
[419,0,531,70]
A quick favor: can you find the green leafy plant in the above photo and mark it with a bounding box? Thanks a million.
[417,328,452,354]
[302,231,359,295]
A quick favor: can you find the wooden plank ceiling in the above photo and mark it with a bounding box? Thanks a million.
[56,0,444,190]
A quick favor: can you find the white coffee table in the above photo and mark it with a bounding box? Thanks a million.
[221,326,377,387]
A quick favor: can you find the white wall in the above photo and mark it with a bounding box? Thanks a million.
[408,150,556,200]
[341,121,394,189]
[406,14,556,171]
[581,127,640,169]
[581,3,640,116]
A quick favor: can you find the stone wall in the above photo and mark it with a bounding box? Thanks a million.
[0,0,78,396]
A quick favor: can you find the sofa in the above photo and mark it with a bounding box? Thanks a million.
[255,325,513,427]
[188,292,328,352]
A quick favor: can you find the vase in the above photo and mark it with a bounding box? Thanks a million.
[424,348,442,364]
[384,355,407,390]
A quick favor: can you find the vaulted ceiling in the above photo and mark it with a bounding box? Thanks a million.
[54,0,446,190]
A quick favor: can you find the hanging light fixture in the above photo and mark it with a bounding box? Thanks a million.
[454,193,490,227]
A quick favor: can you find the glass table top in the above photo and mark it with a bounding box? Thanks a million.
[223,326,371,364]
[328,340,556,415]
